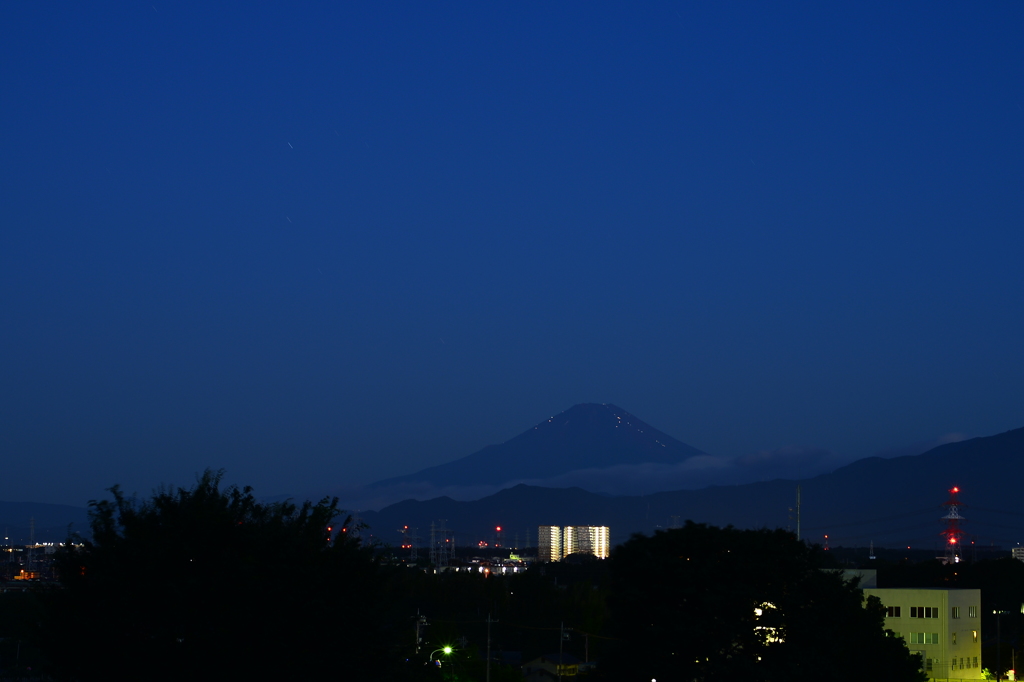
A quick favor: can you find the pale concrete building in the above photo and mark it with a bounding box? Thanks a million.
[863,587,983,680]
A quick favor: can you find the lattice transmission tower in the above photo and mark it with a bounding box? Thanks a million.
[398,525,421,560]
[428,520,454,570]
[941,486,966,564]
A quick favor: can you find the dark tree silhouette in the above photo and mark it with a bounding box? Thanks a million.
[44,470,396,681]
[599,522,927,682]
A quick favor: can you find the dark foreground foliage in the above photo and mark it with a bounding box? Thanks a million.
[597,522,928,682]
[44,470,398,681]
[16,475,938,682]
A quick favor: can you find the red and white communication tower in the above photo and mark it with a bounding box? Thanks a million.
[941,486,966,564]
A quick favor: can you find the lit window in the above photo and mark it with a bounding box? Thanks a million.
[973,630,978,643]
[952,632,957,645]
[753,602,783,644]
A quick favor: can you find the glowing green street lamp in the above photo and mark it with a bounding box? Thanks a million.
[428,646,454,671]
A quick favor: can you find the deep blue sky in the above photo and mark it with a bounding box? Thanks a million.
[2,2,1023,506]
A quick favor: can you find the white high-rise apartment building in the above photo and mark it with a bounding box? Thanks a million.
[538,525,610,562]
[538,525,563,563]
[565,525,610,559]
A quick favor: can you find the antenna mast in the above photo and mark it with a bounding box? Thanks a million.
[797,485,802,541]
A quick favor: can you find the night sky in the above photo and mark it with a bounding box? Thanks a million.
[3,3,1023,507]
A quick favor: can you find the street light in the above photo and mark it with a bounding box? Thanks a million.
[428,646,454,676]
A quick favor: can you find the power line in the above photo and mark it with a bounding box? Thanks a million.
[803,507,937,532]
[970,506,1024,518]
[821,521,939,543]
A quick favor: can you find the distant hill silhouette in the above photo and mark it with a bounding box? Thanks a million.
[360,425,1024,552]
[370,403,707,489]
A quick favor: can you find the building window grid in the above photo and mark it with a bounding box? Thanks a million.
[865,591,982,674]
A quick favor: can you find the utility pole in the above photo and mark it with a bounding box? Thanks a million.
[485,613,497,682]
[414,610,427,654]
[995,609,1010,681]
[998,609,1003,682]
[558,621,564,682]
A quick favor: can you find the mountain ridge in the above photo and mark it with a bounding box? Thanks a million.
[370,403,707,489]
[359,425,1024,549]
